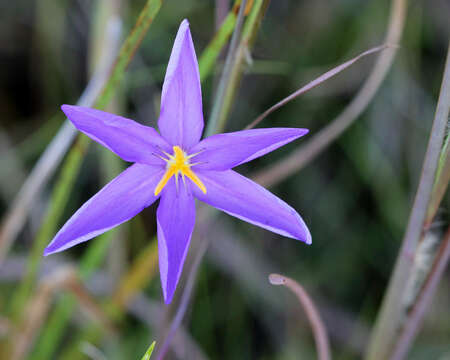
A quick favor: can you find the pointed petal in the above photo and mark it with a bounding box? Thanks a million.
[157,179,195,304]
[193,170,311,244]
[62,105,171,165]
[44,164,164,255]
[190,128,309,171]
[158,19,204,149]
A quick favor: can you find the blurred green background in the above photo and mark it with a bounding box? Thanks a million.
[0,0,449,359]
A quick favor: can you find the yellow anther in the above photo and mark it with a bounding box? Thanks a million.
[154,146,207,196]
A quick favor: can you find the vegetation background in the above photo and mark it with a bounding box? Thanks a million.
[0,0,449,359]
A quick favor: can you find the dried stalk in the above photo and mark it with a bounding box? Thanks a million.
[205,216,370,354]
[269,274,331,360]
[366,41,450,360]
[246,45,393,130]
[0,255,208,360]
[10,267,114,360]
[111,239,158,308]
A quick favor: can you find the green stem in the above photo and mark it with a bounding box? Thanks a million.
[205,0,270,136]
[198,10,237,82]
[205,0,249,137]
[215,0,269,133]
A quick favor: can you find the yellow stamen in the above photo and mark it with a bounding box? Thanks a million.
[154,146,207,196]
[183,167,207,194]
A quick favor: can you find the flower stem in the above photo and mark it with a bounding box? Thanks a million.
[199,6,237,82]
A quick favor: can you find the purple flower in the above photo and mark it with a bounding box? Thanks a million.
[44,19,311,304]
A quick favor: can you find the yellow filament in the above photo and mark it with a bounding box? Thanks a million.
[154,146,206,196]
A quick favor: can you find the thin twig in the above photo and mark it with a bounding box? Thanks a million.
[252,0,406,188]
[269,273,331,360]
[0,18,122,263]
[366,40,450,360]
[246,44,394,130]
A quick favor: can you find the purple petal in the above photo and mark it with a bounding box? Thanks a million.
[44,164,164,255]
[157,179,196,304]
[158,19,204,150]
[62,105,171,165]
[190,128,309,171]
[193,170,311,244]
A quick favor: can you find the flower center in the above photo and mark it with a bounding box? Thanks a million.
[154,146,206,196]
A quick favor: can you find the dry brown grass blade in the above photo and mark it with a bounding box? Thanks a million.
[252,0,407,188]
[111,240,158,308]
[269,274,331,360]
[10,267,115,360]
[366,40,450,360]
[246,44,393,130]
[64,275,117,335]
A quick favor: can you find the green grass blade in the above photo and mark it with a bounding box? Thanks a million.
[141,342,156,360]
[208,0,270,135]
[198,12,237,81]
[94,0,163,110]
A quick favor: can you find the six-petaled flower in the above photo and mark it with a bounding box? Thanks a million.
[44,19,312,304]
